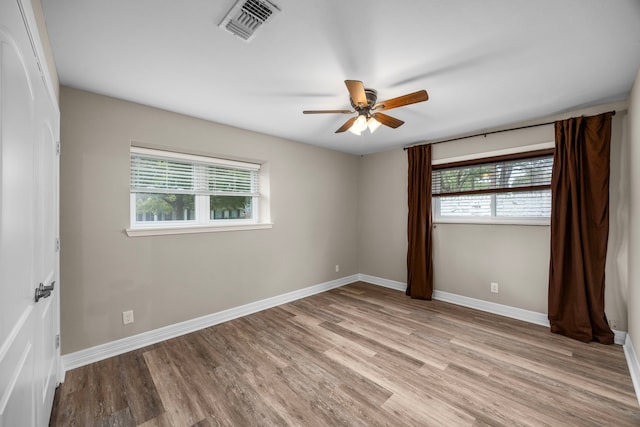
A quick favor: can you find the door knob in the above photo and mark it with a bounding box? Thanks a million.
[34,281,55,303]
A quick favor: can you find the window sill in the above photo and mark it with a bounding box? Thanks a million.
[125,223,273,237]
[434,218,550,226]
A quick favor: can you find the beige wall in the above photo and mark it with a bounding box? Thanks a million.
[433,223,550,312]
[629,68,640,353]
[609,109,631,330]
[59,87,360,353]
[60,84,632,354]
[357,148,408,280]
[359,101,630,326]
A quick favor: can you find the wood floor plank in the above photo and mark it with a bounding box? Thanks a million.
[143,346,207,427]
[136,412,174,427]
[50,282,640,426]
[117,350,164,425]
[207,364,289,426]
[381,392,475,427]
[242,367,326,426]
[450,337,637,407]
[95,407,135,427]
[91,358,129,420]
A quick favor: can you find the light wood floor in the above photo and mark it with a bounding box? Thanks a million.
[50,282,640,426]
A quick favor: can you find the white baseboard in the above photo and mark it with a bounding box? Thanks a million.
[358,274,406,291]
[434,289,550,328]
[62,274,360,372]
[61,272,628,376]
[624,335,640,407]
[358,274,551,327]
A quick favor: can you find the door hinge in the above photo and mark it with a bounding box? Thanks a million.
[55,334,60,349]
[55,238,60,252]
[56,141,60,155]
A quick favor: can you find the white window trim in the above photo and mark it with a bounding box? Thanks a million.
[130,146,261,171]
[127,146,271,236]
[125,222,273,237]
[432,142,554,226]
[431,141,554,165]
[433,217,550,226]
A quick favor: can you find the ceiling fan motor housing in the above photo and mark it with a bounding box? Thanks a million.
[350,88,378,112]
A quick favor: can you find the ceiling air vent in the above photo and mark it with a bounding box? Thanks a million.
[219,0,280,42]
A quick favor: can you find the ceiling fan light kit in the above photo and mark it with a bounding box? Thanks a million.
[347,114,382,136]
[303,80,428,135]
[348,114,368,135]
[367,116,382,133]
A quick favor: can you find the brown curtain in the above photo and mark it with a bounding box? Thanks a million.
[406,145,434,300]
[548,112,614,344]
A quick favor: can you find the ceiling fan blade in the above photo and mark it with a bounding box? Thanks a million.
[335,117,357,133]
[303,110,353,114]
[374,90,428,112]
[372,112,404,129]
[345,80,368,107]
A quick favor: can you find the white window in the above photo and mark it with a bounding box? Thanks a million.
[129,147,268,235]
[432,149,553,224]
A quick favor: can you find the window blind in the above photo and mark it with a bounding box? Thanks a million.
[432,149,553,197]
[130,156,195,193]
[208,166,259,197]
[130,148,260,196]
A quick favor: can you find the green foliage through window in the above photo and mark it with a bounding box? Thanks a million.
[136,193,195,222]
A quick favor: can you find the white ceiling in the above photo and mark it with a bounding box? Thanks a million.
[41,0,640,155]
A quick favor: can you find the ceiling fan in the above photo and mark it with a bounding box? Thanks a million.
[303,80,429,135]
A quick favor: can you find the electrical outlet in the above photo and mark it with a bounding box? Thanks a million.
[490,282,499,293]
[122,310,134,325]
[609,319,618,329]
[335,264,340,272]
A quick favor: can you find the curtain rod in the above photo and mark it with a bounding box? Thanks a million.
[403,110,616,150]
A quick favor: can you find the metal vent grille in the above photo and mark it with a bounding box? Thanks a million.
[219,0,280,42]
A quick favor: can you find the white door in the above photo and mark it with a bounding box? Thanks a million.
[32,92,59,427]
[0,0,60,426]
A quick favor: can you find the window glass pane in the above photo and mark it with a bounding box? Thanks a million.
[439,194,491,216]
[496,190,551,217]
[210,195,253,220]
[135,193,195,222]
